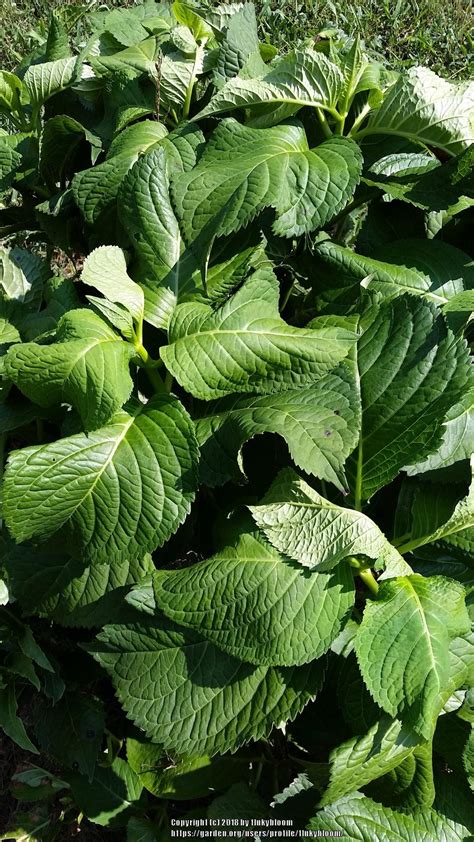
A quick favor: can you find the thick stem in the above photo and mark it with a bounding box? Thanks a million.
[182,39,207,120]
[358,567,379,597]
[354,435,363,511]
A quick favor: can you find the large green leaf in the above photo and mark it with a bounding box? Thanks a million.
[172,120,362,256]
[195,362,360,491]
[23,57,80,106]
[357,67,474,155]
[0,247,51,307]
[35,694,105,780]
[197,48,344,122]
[92,613,325,757]
[160,266,357,400]
[249,469,404,572]
[5,540,154,627]
[347,295,472,502]
[355,575,470,740]
[5,309,135,430]
[40,116,100,189]
[3,396,199,565]
[319,716,421,807]
[0,144,21,194]
[154,527,354,666]
[313,238,474,306]
[309,791,472,840]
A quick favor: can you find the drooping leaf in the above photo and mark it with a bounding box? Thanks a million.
[406,391,474,474]
[358,67,474,155]
[355,575,470,740]
[195,362,360,491]
[0,144,21,194]
[161,266,357,399]
[0,247,51,307]
[92,613,325,757]
[0,683,38,754]
[197,48,344,122]
[249,468,404,572]
[5,309,135,430]
[23,57,80,107]
[154,527,354,666]
[312,238,474,305]
[213,4,260,89]
[3,396,199,565]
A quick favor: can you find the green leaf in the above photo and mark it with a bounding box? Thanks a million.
[406,390,474,474]
[35,694,105,780]
[66,757,142,826]
[3,396,199,565]
[0,70,23,114]
[355,575,470,740]
[320,716,421,806]
[81,247,144,322]
[249,468,403,572]
[154,527,354,666]
[195,362,360,491]
[127,817,160,842]
[5,540,154,627]
[23,57,80,106]
[197,47,344,122]
[92,613,325,757]
[127,737,248,800]
[0,683,38,754]
[393,465,474,556]
[0,247,51,307]
[358,67,474,155]
[313,238,474,305]
[119,145,198,303]
[309,791,471,840]
[161,266,357,400]
[0,318,20,349]
[40,116,100,190]
[213,4,259,88]
[0,144,21,194]
[347,295,472,502]
[208,782,267,820]
[5,309,135,430]
[45,12,71,60]
[173,120,362,254]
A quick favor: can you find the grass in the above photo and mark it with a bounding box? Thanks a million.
[0,0,472,75]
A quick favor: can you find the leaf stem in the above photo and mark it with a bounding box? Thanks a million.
[358,568,379,597]
[315,107,332,138]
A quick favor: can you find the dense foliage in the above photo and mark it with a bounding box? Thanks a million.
[0,2,473,838]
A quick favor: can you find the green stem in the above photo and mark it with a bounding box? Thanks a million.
[182,38,207,120]
[315,107,332,138]
[358,567,379,597]
[354,435,363,511]
[334,112,346,136]
[348,102,372,136]
[396,536,425,556]
[280,279,295,312]
[164,370,173,393]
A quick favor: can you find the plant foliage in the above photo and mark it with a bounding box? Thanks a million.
[0,2,473,837]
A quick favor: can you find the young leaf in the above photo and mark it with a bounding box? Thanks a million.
[3,396,199,565]
[173,120,362,254]
[195,362,360,491]
[161,266,357,399]
[355,575,470,740]
[154,528,354,666]
[249,468,404,572]
[5,309,135,430]
[92,614,325,757]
